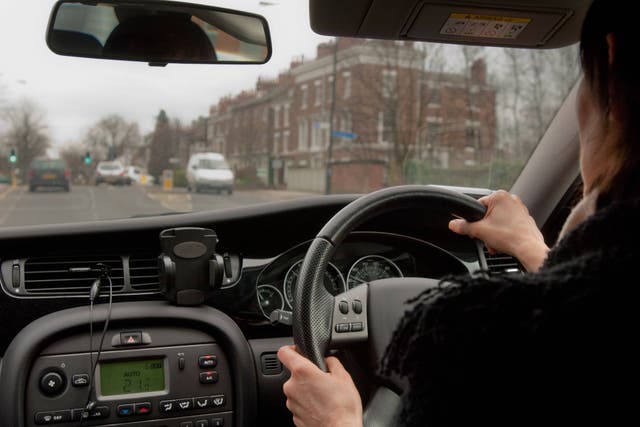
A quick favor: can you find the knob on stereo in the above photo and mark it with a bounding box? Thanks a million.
[39,370,66,397]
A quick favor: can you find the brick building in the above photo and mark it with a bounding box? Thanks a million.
[207,38,496,193]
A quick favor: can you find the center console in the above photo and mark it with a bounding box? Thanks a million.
[0,302,258,427]
[27,327,232,427]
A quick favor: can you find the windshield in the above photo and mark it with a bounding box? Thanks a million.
[198,159,229,170]
[99,163,123,171]
[0,0,579,227]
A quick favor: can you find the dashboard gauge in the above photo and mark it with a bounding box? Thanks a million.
[347,255,403,289]
[284,260,345,309]
[256,285,284,318]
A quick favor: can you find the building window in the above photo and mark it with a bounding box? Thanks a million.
[314,79,323,106]
[274,132,280,154]
[343,71,351,99]
[298,119,308,150]
[382,69,397,99]
[283,105,290,127]
[301,85,308,110]
[378,110,394,144]
[427,122,441,147]
[283,130,290,153]
[273,106,280,130]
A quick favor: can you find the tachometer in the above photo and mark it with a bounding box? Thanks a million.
[284,260,345,309]
[347,255,403,289]
[256,285,284,318]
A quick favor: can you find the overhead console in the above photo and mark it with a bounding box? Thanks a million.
[0,302,258,427]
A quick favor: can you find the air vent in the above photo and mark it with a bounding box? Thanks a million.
[260,353,283,375]
[23,256,124,294]
[129,255,161,292]
[483,247,524,276]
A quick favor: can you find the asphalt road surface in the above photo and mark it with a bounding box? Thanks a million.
[0,185,296,227]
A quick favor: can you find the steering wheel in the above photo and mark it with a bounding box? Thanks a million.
[292,185,486,424]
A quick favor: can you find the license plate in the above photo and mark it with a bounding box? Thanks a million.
[42,173,56,180]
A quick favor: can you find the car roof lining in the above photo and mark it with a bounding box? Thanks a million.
[309,0,591,49]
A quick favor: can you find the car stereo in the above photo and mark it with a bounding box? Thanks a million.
[25,326,233,427]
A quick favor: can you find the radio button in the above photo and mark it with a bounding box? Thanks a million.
[211,395,226,408]
[159,400,176,413]
[211,418,224,427]
[198,355,217,368]
[135,402,152,415]
[117,404,134,417]
[199,371,219,384]
[195,420,209,427]
[179,422,195,427]
[34,410,71,424]
[195,396,213,409]
[176,398,194,411]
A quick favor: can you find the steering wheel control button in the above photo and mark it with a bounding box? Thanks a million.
[160,400,176,413]
[199,371,219,384]
[335,323,350,333]
[339,300,349,314]
[135,402,152,415]
[211,395,226,408]
[198,355,217,368]
[117,404,134,417]
[35,410,71,425]
[352,300,363,314]
[120,331,142,345]
[350,322,364,332]
[177,398,194,411]
[71,374,89,387]
[39,371,65,396]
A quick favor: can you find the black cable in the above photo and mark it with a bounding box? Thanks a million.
[80,266,113,426]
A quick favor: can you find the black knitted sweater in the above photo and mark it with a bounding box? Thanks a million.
[382,197,640,426]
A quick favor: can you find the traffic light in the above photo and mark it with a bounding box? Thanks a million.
[9,149,17,164]
[84,151,92,165]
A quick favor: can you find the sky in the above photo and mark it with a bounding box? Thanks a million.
[0,0,331,147]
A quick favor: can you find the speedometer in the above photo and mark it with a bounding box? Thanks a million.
[347,255,403,289]
[284,260,345,309]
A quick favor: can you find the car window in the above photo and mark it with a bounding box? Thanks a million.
[0,0,579,227]
[198,159,229,170]
[31,159,66,170]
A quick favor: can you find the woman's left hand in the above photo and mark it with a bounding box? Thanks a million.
[278,345,363,427]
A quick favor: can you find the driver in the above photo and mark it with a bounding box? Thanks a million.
[278,0,638,425]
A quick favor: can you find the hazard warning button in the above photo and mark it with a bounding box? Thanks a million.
[120,331,142,346]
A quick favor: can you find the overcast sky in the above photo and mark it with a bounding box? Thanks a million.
[0,0,331,147]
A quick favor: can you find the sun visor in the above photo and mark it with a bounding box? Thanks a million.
[405,3,572,48]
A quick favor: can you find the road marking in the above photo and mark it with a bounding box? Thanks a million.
[0,185,15,201]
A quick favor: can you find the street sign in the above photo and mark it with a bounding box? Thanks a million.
[162,169,173,191]
[332,130,357,139]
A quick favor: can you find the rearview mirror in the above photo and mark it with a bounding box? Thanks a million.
[46,0,272,66]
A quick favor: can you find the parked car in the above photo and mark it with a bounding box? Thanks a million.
[186,152,234,194]
[126,165,155,185]
[95,160,131,185]
[27,158,70,192]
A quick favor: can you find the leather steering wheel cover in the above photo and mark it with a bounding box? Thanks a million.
[293,185,486,370]
[318,185,486,245]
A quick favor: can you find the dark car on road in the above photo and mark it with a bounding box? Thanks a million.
[27,158,70,192]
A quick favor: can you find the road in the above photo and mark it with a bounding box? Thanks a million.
[0,185,314,227]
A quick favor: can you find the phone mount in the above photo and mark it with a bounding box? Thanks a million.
[158,227,224,306]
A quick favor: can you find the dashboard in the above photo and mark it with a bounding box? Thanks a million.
[0,192,520,427]
[255,232,470,319]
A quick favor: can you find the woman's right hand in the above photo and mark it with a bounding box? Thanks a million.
[449,190,549,272]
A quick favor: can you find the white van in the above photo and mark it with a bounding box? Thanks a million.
[186,152,234,194]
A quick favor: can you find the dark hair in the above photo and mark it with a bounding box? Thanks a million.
[580,0,640,205]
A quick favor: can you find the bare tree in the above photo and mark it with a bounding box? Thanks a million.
[60,144,88,184]
[84,114,140,161]
[2,99,50,180]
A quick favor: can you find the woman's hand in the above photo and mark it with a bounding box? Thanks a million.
[449,190,549,272]
[277,345,363,427]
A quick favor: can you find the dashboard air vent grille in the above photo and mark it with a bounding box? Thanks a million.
[483,247,524,276]
[23,256,124,294]
[261,353,283,375]
[129,255,161,292]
